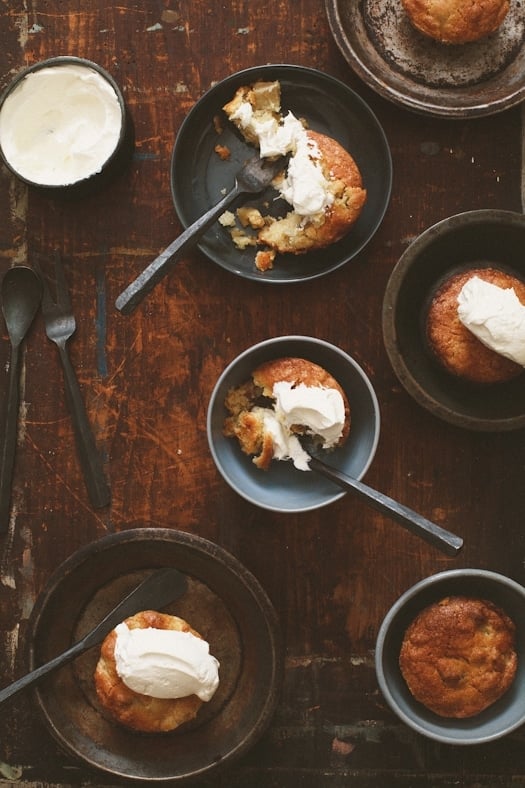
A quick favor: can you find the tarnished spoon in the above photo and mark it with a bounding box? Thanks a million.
[0,266,42,533]
[300,438,463,556]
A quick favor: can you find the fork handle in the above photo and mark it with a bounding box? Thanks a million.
[115,181,244,315]
[57,345,111,508]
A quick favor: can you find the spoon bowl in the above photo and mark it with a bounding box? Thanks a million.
[0,265,42,532]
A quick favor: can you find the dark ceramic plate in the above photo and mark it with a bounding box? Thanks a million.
[28,529,282,783]
[325,0,525,118]
[382,210,525,431]
[376,569,525,744]
[171,64,392,283]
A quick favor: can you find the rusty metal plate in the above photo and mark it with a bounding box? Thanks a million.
[325,0,525,117]
[28,528,283,783]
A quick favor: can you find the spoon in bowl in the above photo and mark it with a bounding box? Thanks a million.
[0,266,42,533]
[300,437,463,556]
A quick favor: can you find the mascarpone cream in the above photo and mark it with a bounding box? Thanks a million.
[457,276,525,366]
[228,102,334,217]
[114,623,220,701]
[0,63,123,186]
[255,382,346,471]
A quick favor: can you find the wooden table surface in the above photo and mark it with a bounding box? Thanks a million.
[0,1,524,786]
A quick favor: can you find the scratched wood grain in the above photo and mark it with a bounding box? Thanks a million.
[0,1,524,786]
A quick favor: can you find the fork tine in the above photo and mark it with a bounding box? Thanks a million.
[53,250,72,309]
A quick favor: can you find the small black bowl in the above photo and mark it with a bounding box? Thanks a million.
[0,56,134,198]
[382,209,525,431]
[171,64,392,283]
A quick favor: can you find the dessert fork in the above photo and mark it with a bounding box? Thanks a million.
[38,252,110,508]
[115,154,285,315]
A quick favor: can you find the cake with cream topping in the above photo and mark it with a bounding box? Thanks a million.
[223,357,350,470]
[426,267,525,384]
[94,610,219,732]
[221,81,367,261]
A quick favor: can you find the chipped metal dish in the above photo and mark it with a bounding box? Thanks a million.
[171,64,392,283]
[325,0,525,117]
[28,528,282,783]
[382,210,525,431]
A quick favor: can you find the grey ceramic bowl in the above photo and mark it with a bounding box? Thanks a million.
[376,569,525,744]
[382,210,525,431]
[0,56,133,197]
[207,336,380,513]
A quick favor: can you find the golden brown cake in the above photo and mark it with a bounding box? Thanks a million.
[257,130,367,254]
[402,0,510,44]
[223,357,351,470]
[399,596,517,718]
[94,610,207,733]
[222,80,367,256]
[426,267,525,384]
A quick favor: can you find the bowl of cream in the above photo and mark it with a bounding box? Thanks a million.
[0,56,132,195]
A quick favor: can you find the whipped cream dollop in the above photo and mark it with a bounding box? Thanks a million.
[114,623,220,701]
[0,63,123,186]
[457,276,525,366]
[255,382,346,471]
[228,102,333,217]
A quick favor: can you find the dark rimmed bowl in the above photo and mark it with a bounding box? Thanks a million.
[207,335,380,512]
[382,209,525,431]
[0,56,134,198]
[171,64,392,283]
[375,568,525,744]
[28,528,282,783]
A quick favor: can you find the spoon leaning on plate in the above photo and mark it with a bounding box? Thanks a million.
[299,437,463,556]
[115,154,285,315]
[0,567,188,706]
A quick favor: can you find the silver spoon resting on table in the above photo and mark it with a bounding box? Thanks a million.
[0,567,187,706]
[300,438,463,556]
[115,154,285,315]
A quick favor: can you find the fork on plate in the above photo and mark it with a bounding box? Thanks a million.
[39,252,110,508]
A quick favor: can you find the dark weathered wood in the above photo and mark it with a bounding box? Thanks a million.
[0,1,523,786]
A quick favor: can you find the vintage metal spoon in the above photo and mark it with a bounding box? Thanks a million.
[302,440,463,556]
[0,266,42,534]
[0,566,188,705]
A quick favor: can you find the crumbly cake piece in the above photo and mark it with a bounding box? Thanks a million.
[426,267,525,384]
[401,0,510,44]
[94,610,205,733]
[222,81,367,256]
[399,595,517,718]
[223,357,350,470]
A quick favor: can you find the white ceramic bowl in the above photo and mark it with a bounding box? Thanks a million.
[207,335,380,512]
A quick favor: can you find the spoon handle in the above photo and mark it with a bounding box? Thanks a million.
[0,345,21,533]
[115,181,243,315]
[308,456,463,556]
